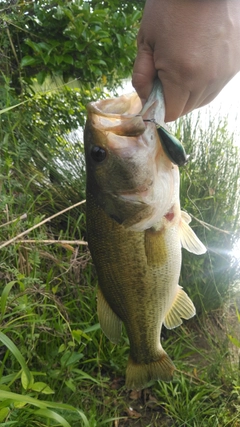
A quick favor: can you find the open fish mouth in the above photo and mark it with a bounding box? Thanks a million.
[84,80,180,230]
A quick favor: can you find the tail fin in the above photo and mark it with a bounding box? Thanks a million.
[125,351,175,390]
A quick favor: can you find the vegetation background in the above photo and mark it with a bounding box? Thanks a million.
[0,1,239,426]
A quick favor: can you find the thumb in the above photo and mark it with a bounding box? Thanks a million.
[132,50,157,104]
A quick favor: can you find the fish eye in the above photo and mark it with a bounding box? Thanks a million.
[91,146,107,162]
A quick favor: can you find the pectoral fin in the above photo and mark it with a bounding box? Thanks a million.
[97,288,122,344]
[179,211,206,255]
[164,286,196,329]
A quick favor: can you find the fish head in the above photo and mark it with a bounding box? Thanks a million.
[84,82,179,231]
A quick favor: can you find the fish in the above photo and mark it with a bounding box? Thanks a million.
[84,81,206,390]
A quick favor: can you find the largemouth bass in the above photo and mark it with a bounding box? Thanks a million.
[84,81,206,390]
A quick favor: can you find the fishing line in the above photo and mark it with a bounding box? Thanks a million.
[184,168,223,306]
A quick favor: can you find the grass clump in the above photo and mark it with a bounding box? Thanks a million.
[0,78,240,425]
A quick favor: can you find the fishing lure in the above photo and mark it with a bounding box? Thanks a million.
[143,119,189,167]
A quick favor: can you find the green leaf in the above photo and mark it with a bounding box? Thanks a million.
[31,382,55,395]
[90,59,107,66]
[37,42,51,51]
[58,343,66,353]
[21,371,34,390]
[0,399,11,410]
[0,281,17,317]
[13,400,27,408]
[72,369,101,385]
[65,379,76,393]
[61,351,83,367]
[36,71,47,85]
[62,55,74,65]
[24,39,42,53]
[72,329,92,343]
[72,330,82,343]
[228,334,240,348]
[0,333,32,388]
[0,385,10,392]
[55,55,64,65]
[0,373,21,385]
[0,407,10,422]
[62,8,74,21]
[21,56,37,67]
[84,323,100,334]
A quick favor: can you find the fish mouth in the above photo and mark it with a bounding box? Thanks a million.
[88,80,165,138]
[88,93,146,137]
[118,185,152,203]
[119,193,146,203]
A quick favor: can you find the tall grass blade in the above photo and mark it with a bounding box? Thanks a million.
[0,333,32,388]
[33,409,71,427]
[0,281,17,318]
[0,100,29,114]
[0,391,90,425]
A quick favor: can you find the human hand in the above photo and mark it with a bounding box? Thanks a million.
[132,0,240,122]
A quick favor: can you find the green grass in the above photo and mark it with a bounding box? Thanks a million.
[0,79,240,426]
[0,234,239,426]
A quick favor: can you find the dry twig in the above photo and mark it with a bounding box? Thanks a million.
[0,200,86,249]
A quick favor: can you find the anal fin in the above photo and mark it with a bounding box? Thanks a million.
[164,285,196,329]
[97,288,122,344]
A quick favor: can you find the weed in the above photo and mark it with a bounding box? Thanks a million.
[0,72,239,426]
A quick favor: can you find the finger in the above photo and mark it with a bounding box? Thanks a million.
[132,50,157,104]
[182,76,232,116]
[182,90,216,116]
[159,72,224,121]
[158,71,191,122]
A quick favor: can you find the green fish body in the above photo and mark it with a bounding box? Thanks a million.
[84,82,206,390]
